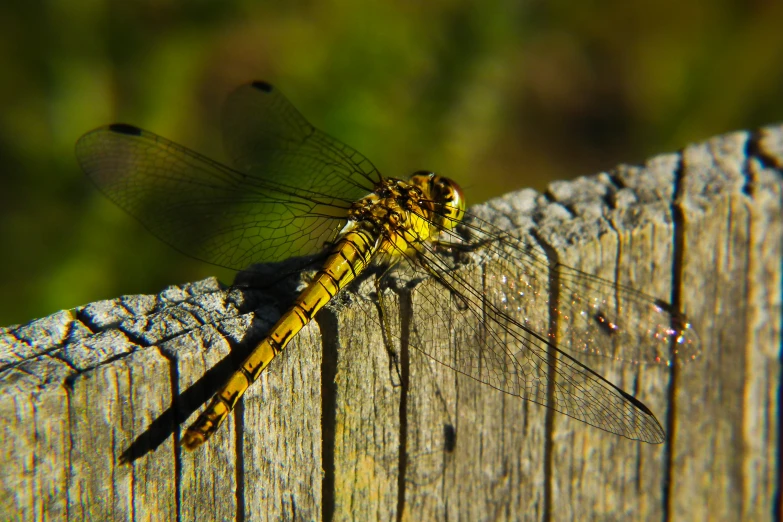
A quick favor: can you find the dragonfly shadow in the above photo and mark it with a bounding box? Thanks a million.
[119,257,324,465]
[118,298,273,463]
[119,331,258,464]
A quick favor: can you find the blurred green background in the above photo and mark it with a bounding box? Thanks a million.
[1,0,782,326]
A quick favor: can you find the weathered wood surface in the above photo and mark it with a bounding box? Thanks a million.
[2,125,781,521]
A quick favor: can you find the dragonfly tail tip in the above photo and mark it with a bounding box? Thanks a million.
[181,430,207,451]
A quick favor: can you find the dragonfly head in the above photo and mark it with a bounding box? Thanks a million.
[409,171,466,231]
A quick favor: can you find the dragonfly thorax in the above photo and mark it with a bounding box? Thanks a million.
[345,173,465,258]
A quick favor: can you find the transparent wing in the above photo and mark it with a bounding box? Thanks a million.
[454,211,699,366]
[75,82,382,269]
[382,206,699,443]
[222,81,381,198]
[407,269,666,442]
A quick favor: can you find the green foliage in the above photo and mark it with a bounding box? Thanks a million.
[2,0,782,325]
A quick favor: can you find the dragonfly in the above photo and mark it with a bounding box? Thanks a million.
[75,81,698,450]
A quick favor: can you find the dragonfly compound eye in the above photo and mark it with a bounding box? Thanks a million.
[407,171,466,230]
[432,176,465,230]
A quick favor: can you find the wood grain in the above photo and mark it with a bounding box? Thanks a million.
[1,125,780,521]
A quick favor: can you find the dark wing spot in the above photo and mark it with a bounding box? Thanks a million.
[653,299,690,331]
[251,81,274,93]
[619,389,655,416]
[108,123,142,136]
[653,299,674,314]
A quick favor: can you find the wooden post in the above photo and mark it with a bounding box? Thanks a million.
[2,126,780,521]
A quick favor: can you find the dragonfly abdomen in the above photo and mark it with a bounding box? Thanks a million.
[182,225,379,449]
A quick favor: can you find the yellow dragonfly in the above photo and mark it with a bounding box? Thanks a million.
[75,81,697,451]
